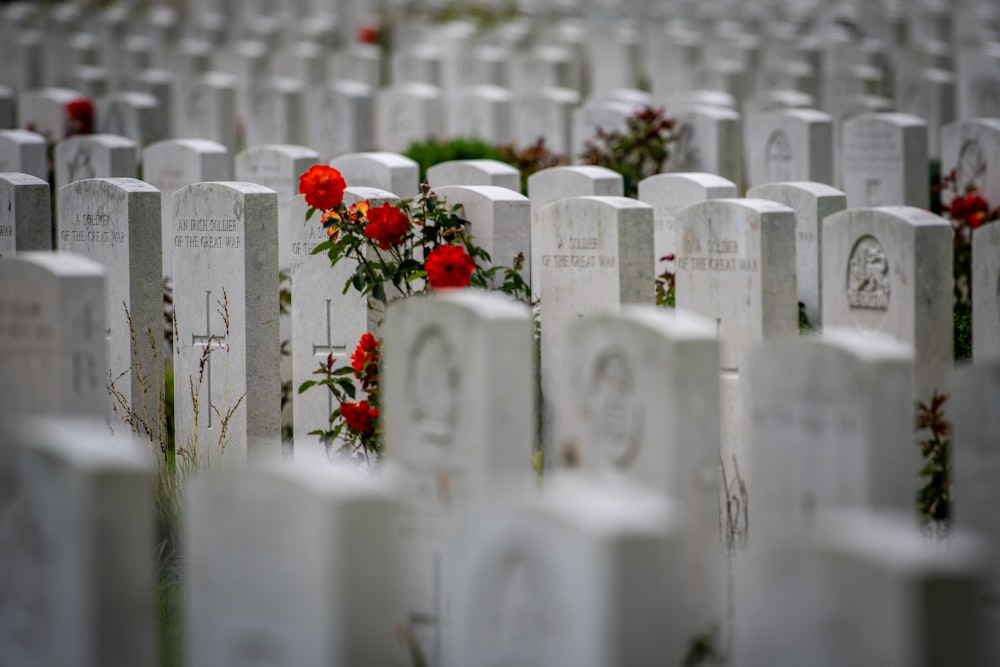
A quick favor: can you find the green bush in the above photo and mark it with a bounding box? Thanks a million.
[404,137,505,182]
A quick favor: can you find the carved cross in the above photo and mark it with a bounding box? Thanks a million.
[191,290,228,428]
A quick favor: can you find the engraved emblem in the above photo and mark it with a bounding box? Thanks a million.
[956,139,987,196]
[67,145,96,183]
[581,347,643,468]
[846,235,890,332]
[764,129,793,182]
[407,327,460,448]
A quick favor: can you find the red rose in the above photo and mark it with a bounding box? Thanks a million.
[425,244,476,289]
[299,165,347,211]
[351,333,380,385]
[363,202,410,249]
[65,97,94,135]
[357,24,380,44]
[340,400,379,434]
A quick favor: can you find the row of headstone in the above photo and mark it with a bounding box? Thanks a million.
[3,291,999,665]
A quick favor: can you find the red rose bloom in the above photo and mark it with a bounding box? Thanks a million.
[65,97,95,135]
[299,165,347,211]
[425,245,476,289]
[950,193,990,229]
[357,23,380,45]
[340,401,379,434]
[363,202,410,249]
[351,333,380,385]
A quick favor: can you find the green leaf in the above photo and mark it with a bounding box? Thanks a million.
[297,380,317,394]
[305,207,316,222]
[372,281,386,302]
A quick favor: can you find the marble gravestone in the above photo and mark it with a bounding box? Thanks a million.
[427,159,521,192]
[382,290,536,667]
[97,91,166,151]
[637,172,737,284]
[0,129,47,179]
[747,330,915,536]
[430,185,531,288]
[16,87,87,142]
[57,178,162,447]
[0,418,156,667]
[840,113,929,209]
[666,106,743,191]
[329,152,420,199]
[527,165,623,300]
[514,88,580,157]
[535,196,655,443]
[171,182,280,463]
[234,144,319,270]
[941,119,1000,210]
[375,83,443,154]
[747,182,847,328]
[734,509,986,667]
[304,80,375,162]
[554,307,724,659]
[0,172,51,256]
[973,221,1000,362]
[673,198,798,469]
[290,187,399,464]
[0,252,108,419]
[745,108,834,188]
[55,133,137,188]
[184,464,406,667]
[142,138,231,281]
[822,207,953,405]
[445,475,681,667]
[180,72,238,153]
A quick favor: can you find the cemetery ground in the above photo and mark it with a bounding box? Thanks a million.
[3,0,1000,665]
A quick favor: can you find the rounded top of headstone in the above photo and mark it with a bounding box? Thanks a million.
[826,206,951,229]
[748,182,846,200]
[430,184,528,203]
[13,250,106,278]
[0,172,48,186]
[61,176,160,194]
[343,186,398,204]
[611,305,717,341]
[143,138,229,157]
[236,144,321,161]
[844,112,927,129]
[0,129,46,144]
[330,152,418,169]
[421,288,530,321]
[819,327,913,363]
[542,471,675,535]
[58,133,137,150]
[10,417,147,470]
[693,197,797,216]
[541,195,652,216]
[528,165,623,190]
[638,172,737,193]
[177,181,278,196]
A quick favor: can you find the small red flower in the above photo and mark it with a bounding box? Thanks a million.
[299,165,347,211]
[363,202,410,249]
[357,23,380,44]
[351,333,380,385]
[340,400,379,434]
[950,193,990,229]
[425,245,476,289]
[65,97,94,135]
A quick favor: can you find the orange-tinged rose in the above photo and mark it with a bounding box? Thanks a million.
[299,165,347,211]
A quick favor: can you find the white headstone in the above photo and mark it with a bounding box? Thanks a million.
[822,206,953,403]
[554,307,724,658]
[895,67,955,159]
[745,108,834,188]
[973,221,1000,362]
[536,196,655,438]
[0,417,156,667]
[97,91,167,151]
[375,83,443,153]
[747,330,915,534]
[181,72,238,153]
[142,138,231,281]
[244,77,306,148]
[382,290,536,666]
[941,119,1000,209]
[55,134,137,189]
[0,129,46,179]
[57,177,162,447]
[290,186,399,463]
[0,252,107,418]
[171,182,280,462]
[667,105,743,190]
[16,87,87,141]
[514,87,580,156]
[234,144,319,270]
[637,172,737,281]
[445,475,681,667]
[304,80,375,162]
[427,159,521,192]
[184,464,406,667]
[840,112,929,208]
[429,185,530,287]
[329,151,420,199]
[747,181,847,328]
[448,85,514,144]
[0,172,51,255]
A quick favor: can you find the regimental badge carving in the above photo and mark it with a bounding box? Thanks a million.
[68,145,96,183]
[846,235,890,332]
[581,347,643,468]
[764,129,793,182]
[956,139,987,196]
[407,327,460,448]
[469,542,563,665]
